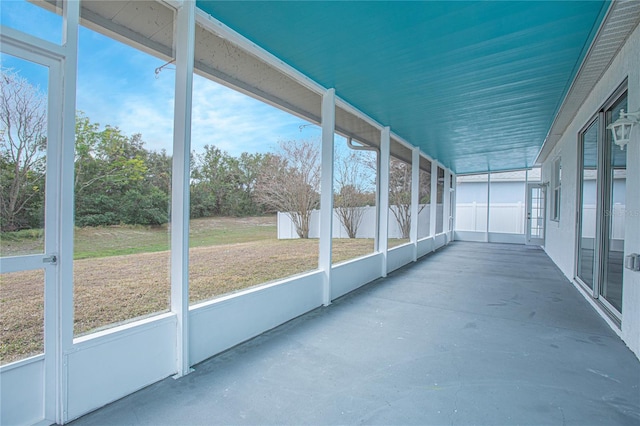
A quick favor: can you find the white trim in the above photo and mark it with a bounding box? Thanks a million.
[0,26,66,61]
[443,169,451,235]
[450,173,457,239]
[378,127,391,277]
[526,183,546,246]
[410,147,420,261]
[550,156,562,222]
[170,0,195,378]
[58,1,80,422]
[45,55,65,426]
[429,160,438,238]
[194,8,325,96]
[571,280,623,337]
[189,270,323,312]
[599,296,622,323]
[390,132,416,153]
[486,172,492,241]
[335,97,383,132]
[319,88,336,306]
[71,313,176,349]
[0,354,45,372]
[0,255,48,273]
[159,0,181,11]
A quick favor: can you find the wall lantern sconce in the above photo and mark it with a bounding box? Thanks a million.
[607,109,640,150]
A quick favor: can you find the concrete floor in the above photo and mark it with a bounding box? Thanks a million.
[71,242,640,425]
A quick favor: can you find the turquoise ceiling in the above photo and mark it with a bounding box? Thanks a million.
[196,1,609,174]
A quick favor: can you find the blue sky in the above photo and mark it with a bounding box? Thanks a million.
[1,0,323,157]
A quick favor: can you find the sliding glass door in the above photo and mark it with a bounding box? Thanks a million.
[576,119,598,289]
[601,97,627,314]
[575,87,627,319]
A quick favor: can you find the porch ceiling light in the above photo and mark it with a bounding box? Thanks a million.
[607,109,640,150]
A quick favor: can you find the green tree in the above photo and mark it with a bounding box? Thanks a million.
[235,152,268,215]
[190,146,267,218]
[190,145,234,217]
[74,113,168,226]
[146,149,172,197]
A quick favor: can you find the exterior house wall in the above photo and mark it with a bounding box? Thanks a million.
[541,23,640,358]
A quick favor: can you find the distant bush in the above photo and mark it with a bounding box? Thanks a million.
[0,227,44,241]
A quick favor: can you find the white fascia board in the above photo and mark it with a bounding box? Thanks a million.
[535,0,630,165]
[79,5,174,61]
[394,136,442,171]
[388,132,450,171]
[194,7,325,96]
[390,132,415,152]
[191,62,322,125]
[158,0,181,11]
[335,97,384,132]
[418,152,438,170]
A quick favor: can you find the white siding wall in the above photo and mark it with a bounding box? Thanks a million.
[541,24,640,359]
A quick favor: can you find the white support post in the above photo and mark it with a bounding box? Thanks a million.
[410,147,420,261]
[450,173,457,241]
[171,0,195,378]
[443,169,451,242]
[53,1,79,423]
[319,88,335,306]
[524,169,529,237]
[486,171,491,242]
[430,160,438,238]
[379,127,391,276]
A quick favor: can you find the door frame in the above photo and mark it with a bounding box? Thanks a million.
[0,28,66,424]
[525,183,546,245]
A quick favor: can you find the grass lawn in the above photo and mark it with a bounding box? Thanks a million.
[1,216,405,365]
[0,216,278,259]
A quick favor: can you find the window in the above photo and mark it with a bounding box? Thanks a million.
[417,158,431,239]
[388,152,412,246]
[436,167,445,233]
[551,157,561,221]
[188,70,323,305]
[73,20,176,336]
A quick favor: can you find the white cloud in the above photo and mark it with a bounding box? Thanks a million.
[7,1,320,158]
[190,76,316,156]
[77,67,317,157]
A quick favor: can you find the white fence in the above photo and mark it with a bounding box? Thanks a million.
[278,202,626,240]
[455,202,626,239]
[277,204,440,239]
[455,202,525,234]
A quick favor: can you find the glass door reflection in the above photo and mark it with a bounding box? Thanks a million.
[577,119,598,289]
